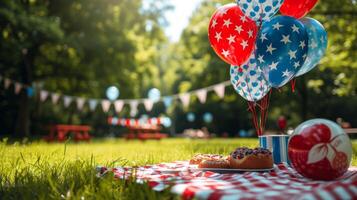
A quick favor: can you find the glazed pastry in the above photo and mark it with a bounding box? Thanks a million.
[189,154,223,165]
[198,158,230,169]
[229,147,273,169]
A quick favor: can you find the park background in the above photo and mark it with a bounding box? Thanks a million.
[1,0,357,199]
[0,0,356,138]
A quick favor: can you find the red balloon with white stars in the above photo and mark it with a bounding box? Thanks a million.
[208,3,258,66]
[288,119,352,180]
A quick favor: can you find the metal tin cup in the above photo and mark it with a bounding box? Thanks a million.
[259,135,290,164]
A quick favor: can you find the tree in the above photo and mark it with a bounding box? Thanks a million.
[0,0,171,136]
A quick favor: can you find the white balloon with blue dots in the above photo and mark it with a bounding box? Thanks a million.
[236,0,285,22]
[230,53,271,102]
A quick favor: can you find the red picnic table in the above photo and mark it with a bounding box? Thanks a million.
[124,124,167,141]
[43,124,91,142]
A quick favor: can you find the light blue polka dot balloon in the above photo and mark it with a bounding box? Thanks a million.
[236,0,285,22]
[230,53,271,102]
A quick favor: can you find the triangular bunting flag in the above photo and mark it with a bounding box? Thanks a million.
[114,100,124,113]
[89,99,98,111]
[101,100,111,113]
[129,100,139,117]
[163,96,173,108]
[40,90,49,102]
[14,82,23,94]
[214,84,225,99]
[51,93,61,104]
[76,97,86,110]
[4,78,11,89]
[143,99,154,112]
[179,93,191,108]
[63,96,73,108]
[196,89,207,104]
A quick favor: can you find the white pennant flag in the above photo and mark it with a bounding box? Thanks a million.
[51,93,60,104]
[179,93,191,108]
[14,82,23,94]
[143,99,154,112]
[40,90,49,102]
[76,97,86,110]
[114,100,124,113]
[4,78,11,89]
[101,100,111,112]
[129,100,139,117]
[214,84,225,99]
[89,99,98,111]
[196,89,207,104]
[63,96,73,108]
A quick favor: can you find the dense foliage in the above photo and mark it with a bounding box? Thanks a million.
[0,0,356,137]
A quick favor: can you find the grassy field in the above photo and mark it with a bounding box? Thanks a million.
[1,138,357,199]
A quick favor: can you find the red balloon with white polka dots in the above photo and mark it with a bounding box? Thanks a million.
[288,119,352,180]
[208,3,258,66]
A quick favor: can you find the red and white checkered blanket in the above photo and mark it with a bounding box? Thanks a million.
[97,161,357,200]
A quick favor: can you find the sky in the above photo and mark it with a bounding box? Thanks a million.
[164,0,203,42]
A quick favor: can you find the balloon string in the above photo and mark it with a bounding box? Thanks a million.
[260,89,272,133]
[248,101,261,136]
[291,79,297,93]
[260,96,266,135]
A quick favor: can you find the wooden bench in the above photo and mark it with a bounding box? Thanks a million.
[43,124,91,142]
[124,125,167,141]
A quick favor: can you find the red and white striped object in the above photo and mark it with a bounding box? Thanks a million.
[97,161,357,200]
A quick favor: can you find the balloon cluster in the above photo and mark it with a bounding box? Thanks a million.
[208,0,327,135]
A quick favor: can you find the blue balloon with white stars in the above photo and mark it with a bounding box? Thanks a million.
[256,16,308,88]
[236,0,285,22]
[230,53,271,102]
[296,18,328,77]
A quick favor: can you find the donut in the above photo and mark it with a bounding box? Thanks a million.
[198,158,230,169]
[229,147,273,169]
[189,154,223,165]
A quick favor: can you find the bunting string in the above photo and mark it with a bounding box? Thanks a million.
[0,74,231,114]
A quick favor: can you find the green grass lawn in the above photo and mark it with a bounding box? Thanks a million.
[1,138,357,199]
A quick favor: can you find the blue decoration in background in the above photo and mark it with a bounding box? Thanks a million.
[106,86,120,101]
[26,87,34,97]
[148,88,161,103]
[187,113,195,122]
[162,117,172,127]
[163,96,173,108]
[203,112,213,123]
[255,16,308,88]
[296,17,328,77]
[236,0,284,22]
[230,53,271,102]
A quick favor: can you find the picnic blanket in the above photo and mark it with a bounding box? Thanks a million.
[97,161,357,200]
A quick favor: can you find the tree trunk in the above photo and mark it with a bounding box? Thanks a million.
[15,91,30,137]
[14,52,32,137]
